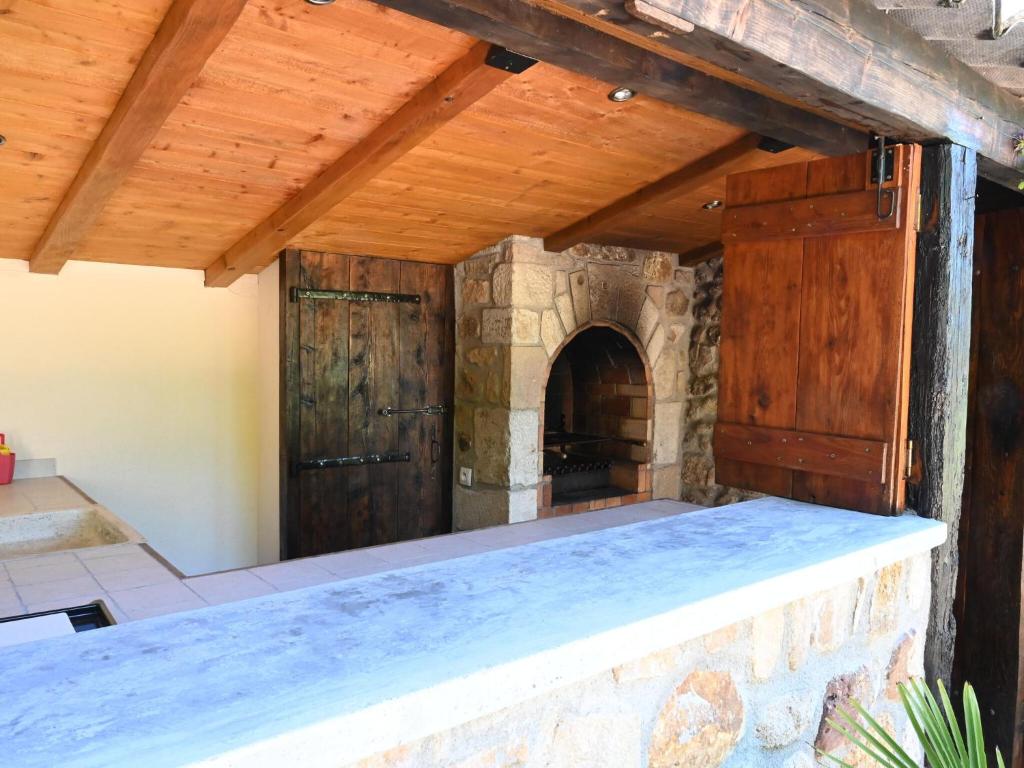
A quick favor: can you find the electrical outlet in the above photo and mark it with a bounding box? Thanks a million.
[459,467,473,487]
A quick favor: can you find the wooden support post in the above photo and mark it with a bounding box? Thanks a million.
[906,143,977,688]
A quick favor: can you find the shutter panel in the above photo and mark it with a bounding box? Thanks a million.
[714,145,921,515]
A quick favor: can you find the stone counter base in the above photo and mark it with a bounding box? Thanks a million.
[350,552,929,768]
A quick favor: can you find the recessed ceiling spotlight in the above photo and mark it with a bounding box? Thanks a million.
[0,135,6,147]
[702,200,723,210]
[305,0,335,5]
[607,86,636,103]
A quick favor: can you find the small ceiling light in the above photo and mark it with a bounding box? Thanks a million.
[607,86,636,103]
[702,200,723,210]
[0,135,6,147]
[305,0,335,4]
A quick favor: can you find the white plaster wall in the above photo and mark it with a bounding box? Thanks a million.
[0,260,260,575]
[256,259,280,565]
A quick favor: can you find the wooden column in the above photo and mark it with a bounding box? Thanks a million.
[906,143,977,689]
[958,200,1024,764]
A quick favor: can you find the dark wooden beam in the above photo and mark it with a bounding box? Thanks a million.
[205,41,522,287]
[370,0,866,158]
[29,0,249,275]
[678,241,722,267]
[957,206,1024,762]
[616,0,1024,188]
[906,143,976,690]
[545,134,763,252]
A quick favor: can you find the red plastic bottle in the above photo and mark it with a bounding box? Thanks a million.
[0,434,15,485]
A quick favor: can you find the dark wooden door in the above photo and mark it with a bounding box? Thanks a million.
[281,249,454,559]
[713,145,922,515]
[956,206,1024,767]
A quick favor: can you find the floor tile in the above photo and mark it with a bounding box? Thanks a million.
[92,566,178,592]
[249,560,337,591]
[108,582,206,617]
[15,575,104,606]
[81,551,161,575]
[7,558,89,587]
[184,570,277,605]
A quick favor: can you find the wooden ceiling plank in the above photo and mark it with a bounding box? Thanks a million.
[203,41,528,287]
[544,133,764,252]
[371,0,866,157]
[27,0,248,275]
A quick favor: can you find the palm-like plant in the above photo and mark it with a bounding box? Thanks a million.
[817,678,1005,768]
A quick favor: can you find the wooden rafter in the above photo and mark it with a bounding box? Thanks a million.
[204,41,524,287]
[370,0,866,159]
[544,134,764,252]
[28,0,248,275]
[678,242,723,267]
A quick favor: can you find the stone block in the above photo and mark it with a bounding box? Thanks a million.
[612,646,681,684]
[462,278,491,305]
[492,263,553,307]
[540,309,566,356]
[751,606,784,680]
[647,325,666,365]
[453,485,512,530]
[755,692,816,749]
[466,346,498,367]
[508,409,540,487]
[458,313,481,340]
[869,562,903,637]
[814,667,875,754]
[680,453,714,488]
[589,271,615,321]
[555,292,576,335]
[786,598,811,672]
[666,289,690,317]
[547,714,643,768]
[481,308,540,345]
[616,277,645,328]
[652,465,682,500]
[643,253,676,282]
[473,407,510,486]
[885,631,919,700]
[649,670,743,768]
[653,353,677,400]
[636,298,659,345]
[646,284,666,307]
[508,488,538,524]
[653,401,683,464]
[570,270,591,324]
[554,270,569,296]
[509,346,549,410]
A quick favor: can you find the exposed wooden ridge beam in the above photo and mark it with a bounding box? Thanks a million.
[371,0,866,158]
[617,0,1024,188]
[545,134,763,252]
[28,0,248,275]
[678,242,723,267]
[204,41,524,287]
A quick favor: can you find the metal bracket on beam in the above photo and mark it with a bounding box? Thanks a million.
[290,287,421,304]
[757,136,794,154]
[485,45,537,74]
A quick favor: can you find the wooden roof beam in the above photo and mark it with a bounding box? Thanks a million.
[545,134,764,252]
[370,0,867,159]
[616,0,1024,189]
[204,42,528,287]
[28,0,248,275]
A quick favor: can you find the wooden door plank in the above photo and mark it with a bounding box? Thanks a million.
[722,188,903,243]
[280,250,301,560]
[791,147,920,514]
[307,251,352,555]
[204,41,521,287]
[714,423,888,482]
[398,262,454,540]
[29,0,248,274]
[348,256,401,549]
[715,161,807,495]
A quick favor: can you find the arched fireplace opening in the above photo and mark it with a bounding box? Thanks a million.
[540,324,652,513]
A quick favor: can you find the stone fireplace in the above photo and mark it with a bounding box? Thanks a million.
[452,235,694,530]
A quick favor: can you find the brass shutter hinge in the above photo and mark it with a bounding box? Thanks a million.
[915,193,923,232]
[905,439,919,482]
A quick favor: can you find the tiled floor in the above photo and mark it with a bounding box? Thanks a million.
[0,500,700,624]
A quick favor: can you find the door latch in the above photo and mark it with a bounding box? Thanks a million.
[378,404,447,417]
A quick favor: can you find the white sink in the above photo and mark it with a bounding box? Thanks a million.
[0,506,143,560]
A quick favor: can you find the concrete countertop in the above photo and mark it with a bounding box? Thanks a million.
[0,497,945,768]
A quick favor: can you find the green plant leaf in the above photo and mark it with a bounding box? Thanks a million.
[937,679,968,761]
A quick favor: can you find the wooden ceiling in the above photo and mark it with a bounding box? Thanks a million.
[0,0,817,279]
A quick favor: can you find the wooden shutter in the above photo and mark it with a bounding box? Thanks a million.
[714,145,921,515]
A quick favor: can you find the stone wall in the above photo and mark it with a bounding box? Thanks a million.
[453,236,695,530]
[679,255,756,507]
[349,550,931,768]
